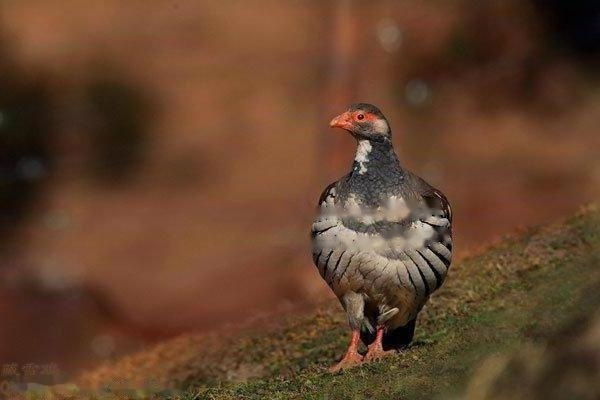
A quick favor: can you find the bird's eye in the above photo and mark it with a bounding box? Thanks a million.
[357,114,365,120]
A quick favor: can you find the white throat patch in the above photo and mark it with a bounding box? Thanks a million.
[355,140,372,174]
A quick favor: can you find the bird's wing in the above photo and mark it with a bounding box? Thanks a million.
[317,181,338,207]
[413,174,452,226]
[310,181,339,240]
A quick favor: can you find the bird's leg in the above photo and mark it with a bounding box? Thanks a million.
[364,326,393,362]
[329,330,363,372]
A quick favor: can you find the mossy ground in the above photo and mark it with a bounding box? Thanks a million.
[31,205,600,400]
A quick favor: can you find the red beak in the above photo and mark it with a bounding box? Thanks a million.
[329,111,353,130]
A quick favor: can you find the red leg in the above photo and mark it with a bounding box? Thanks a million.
[329,330,363,372]
[364,326,394,362]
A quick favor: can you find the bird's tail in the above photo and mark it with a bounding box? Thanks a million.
[383,318,416,350]
[360,317,417,351]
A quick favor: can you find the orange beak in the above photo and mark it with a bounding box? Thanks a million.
[329,111,353,131]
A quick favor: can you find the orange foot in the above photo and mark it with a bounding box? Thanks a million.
[363,326,395,363]
[329,351,363,373]
[363,345,395,362]
[329,330,363,373]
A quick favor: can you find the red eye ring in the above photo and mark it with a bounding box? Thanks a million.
[357,114,365,120]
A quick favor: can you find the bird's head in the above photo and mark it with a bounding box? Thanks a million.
[329,103,391,141]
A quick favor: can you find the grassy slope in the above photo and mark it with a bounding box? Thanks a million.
[71,205,599,400]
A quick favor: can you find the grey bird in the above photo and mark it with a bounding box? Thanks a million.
[311,103,452,371]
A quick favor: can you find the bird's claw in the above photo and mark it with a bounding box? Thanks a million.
[328,352,363,373]
[363,343,394,363]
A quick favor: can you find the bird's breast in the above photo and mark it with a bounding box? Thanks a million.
[311,186,452,321]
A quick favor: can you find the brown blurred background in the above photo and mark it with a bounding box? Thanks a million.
[0,0,599,377]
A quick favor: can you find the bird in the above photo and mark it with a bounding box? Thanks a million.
[311,103,452,372]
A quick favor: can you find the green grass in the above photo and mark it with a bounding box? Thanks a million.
[45,205,600,399]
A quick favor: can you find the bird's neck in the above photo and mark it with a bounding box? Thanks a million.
[351,138,400,177]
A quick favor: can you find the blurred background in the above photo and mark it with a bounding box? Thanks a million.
[0,0,599,378]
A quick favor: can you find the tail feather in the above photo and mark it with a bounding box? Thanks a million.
[361,318,417,351]
[383,318,416,350]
